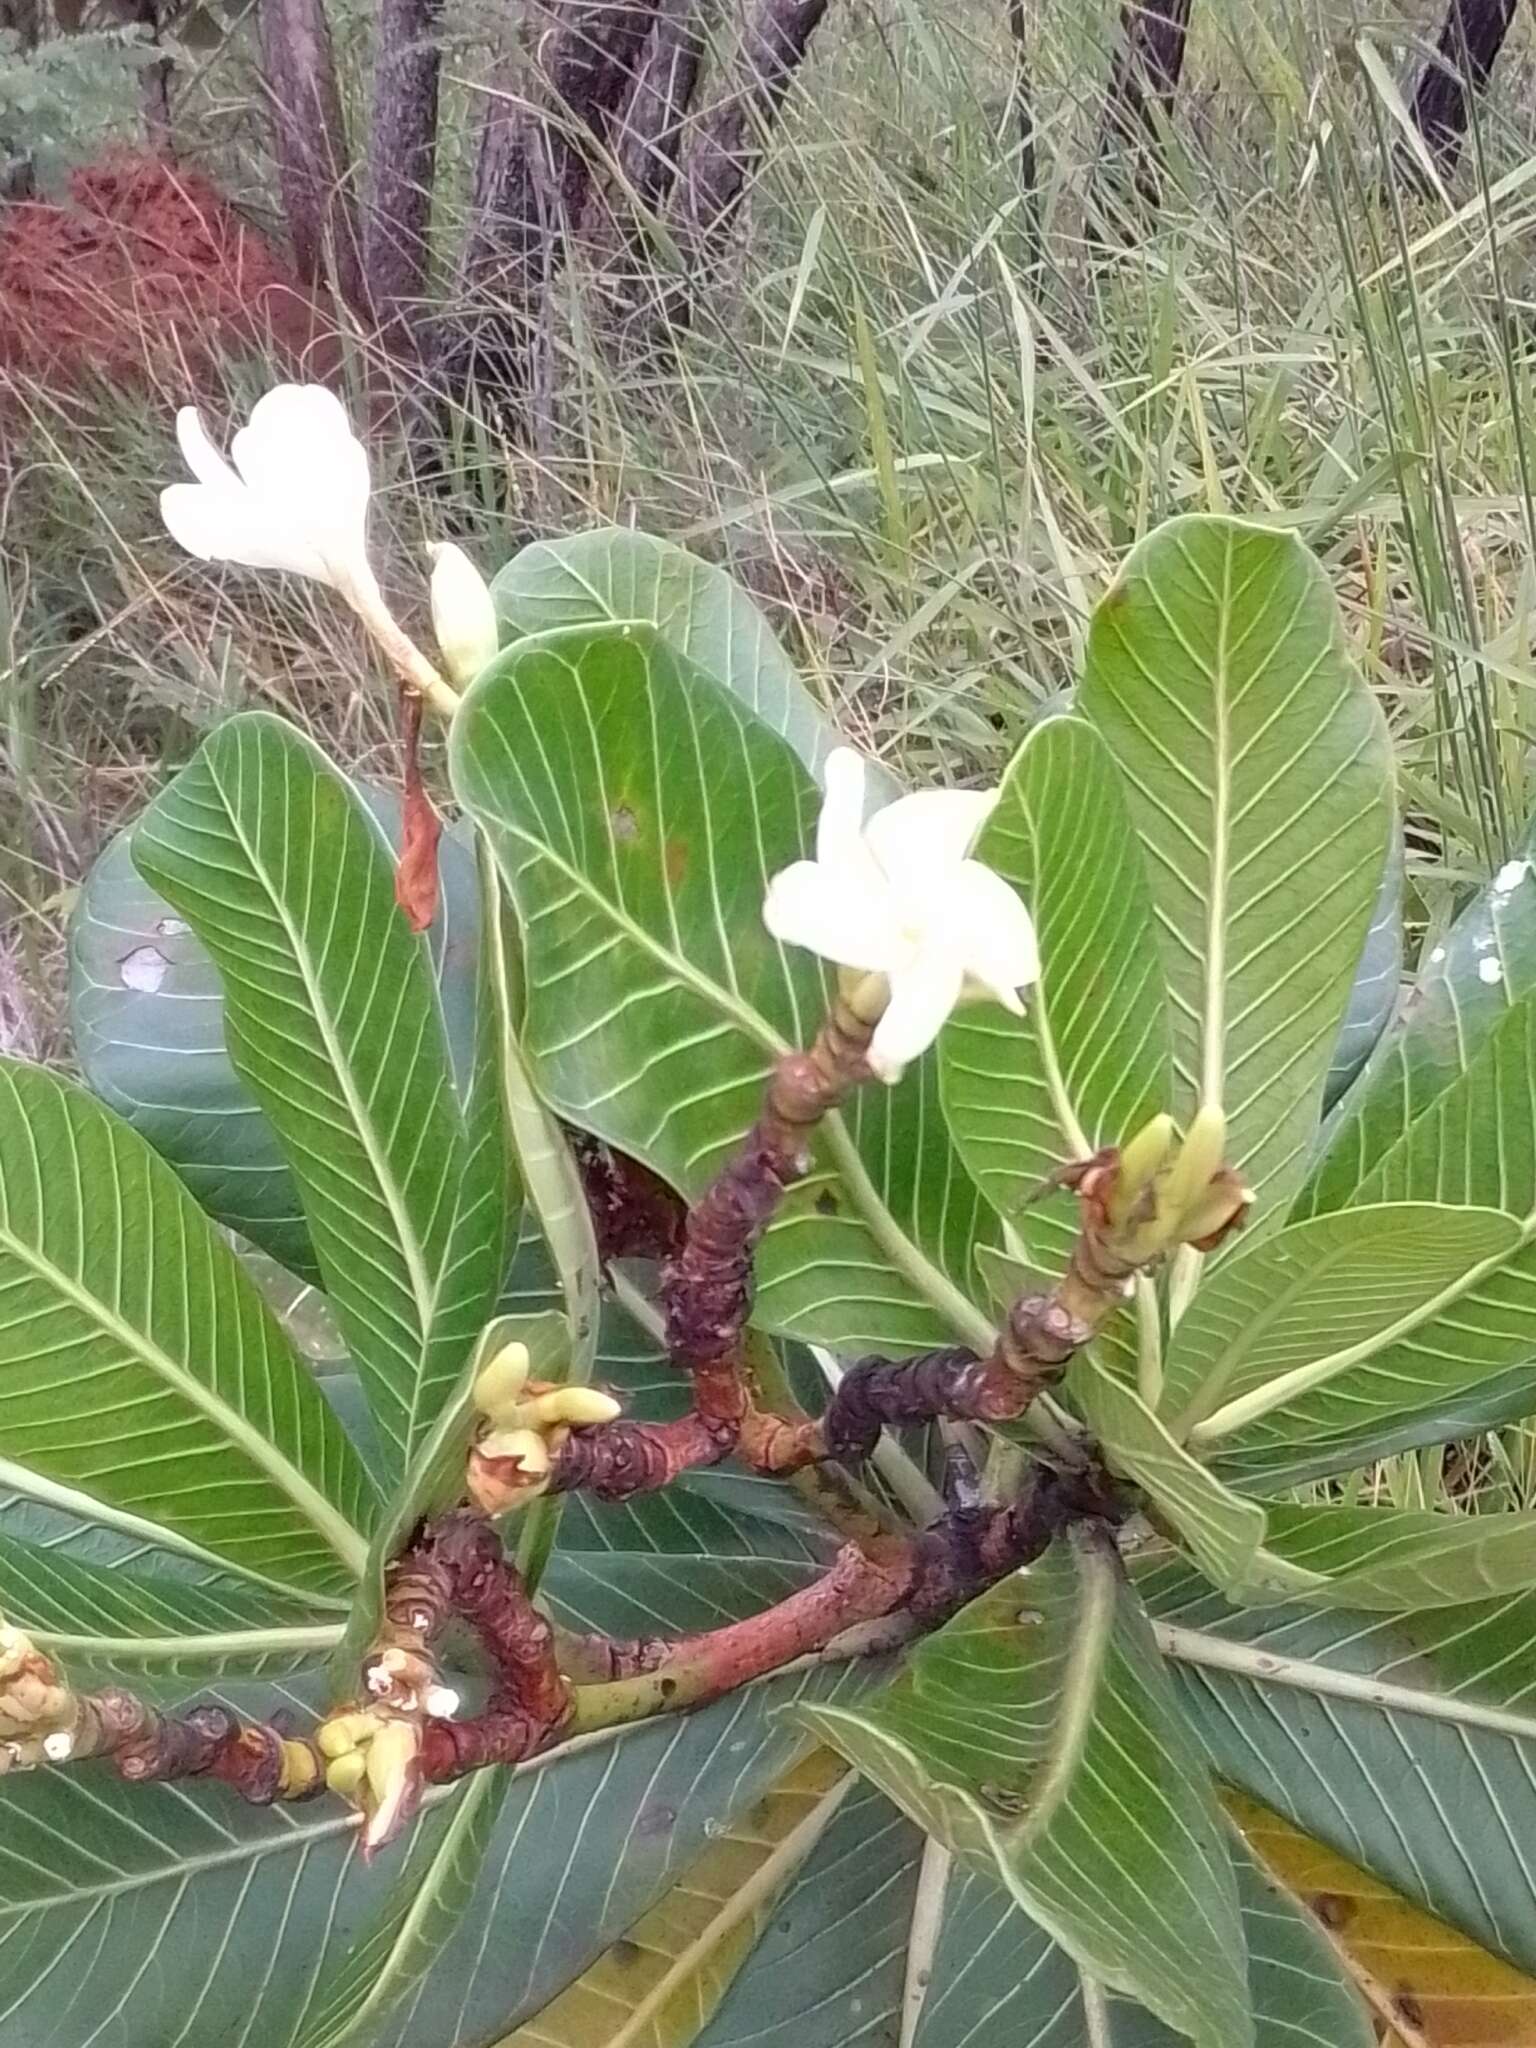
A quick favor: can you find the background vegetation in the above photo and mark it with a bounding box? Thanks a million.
[6,0,1536,1517]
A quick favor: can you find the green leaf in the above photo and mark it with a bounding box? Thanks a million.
[908,1835,1372,2047]
[490,527,886,795]
[1301,824,1536,1218]
[292,1774,511,2048]
[939,715,1171,1274]
[0,1530,339,1688]
[1255,1500,1536,1610]
[450,623,990,1355]
[493,1751,852,2048]
[0,1057,370,1599]
[133,714,503,1473]
[0,1567,876,2048]
[1205,1001,1536,1480]
[1069,1353,1282,1597]
[1322,829,1403,1112]
[1157,1202,1522,1445]
[1077,515,1391,1221]
[800,1530,1252,2048]
[694,1782,921,2048]
[1141,1557,1536,1975]
[68,796,483,1281]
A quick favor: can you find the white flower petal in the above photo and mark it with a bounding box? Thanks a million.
[868,948,965,1082]
[816,748,869,866]
[949,860,1038,1010]
[231,384,371,583]
[160,484,329,577]
[763,861,906,972]
[863,786,997,885]
[175,406,238,490]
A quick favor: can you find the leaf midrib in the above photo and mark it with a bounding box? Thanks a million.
[1187,1207,1530,1446]
[1003,1526,1118,1856]
[28,1624,342,1663]
[209,760,450,1443]
[0,1218,367,1579]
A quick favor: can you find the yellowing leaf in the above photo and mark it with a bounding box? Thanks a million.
[1228,1789,1536,2046]
[499,1749,851,2048]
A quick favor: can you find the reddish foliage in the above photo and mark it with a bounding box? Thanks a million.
[0,153,340,395]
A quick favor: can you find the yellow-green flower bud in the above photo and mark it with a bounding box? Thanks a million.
[519,1386,622,1430]
[316,1710,378,1760]
[429,543,499,684]
[1105,1112,1176,1227]
[1160,1104,1228,1233]
[325,1751,367,1798]
[472,1340,531,1424]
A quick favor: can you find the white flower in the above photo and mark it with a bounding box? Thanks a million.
[160,384,377,602]
[764,748,1038,1083]
[428,543,499,683]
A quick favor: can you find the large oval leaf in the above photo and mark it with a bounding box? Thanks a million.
[1301,826,1536,1218]
[1208,1001,1536,1483]
[132,714,506,1474]
[800,1532,1252,2048]
[0,1556,876,2048]
[1077,516,1392,1222]
[1141,1558,1536,1977]
[489,527,890,796]
[1159,1202,1522,1444]
[939,714,1171,1274]
[0,1058,370,1599]
[69,796,483,1282]
[450,622,991,1355]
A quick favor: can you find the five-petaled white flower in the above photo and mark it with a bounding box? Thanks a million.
[764,747,1038,1083]
[160,384,379,605]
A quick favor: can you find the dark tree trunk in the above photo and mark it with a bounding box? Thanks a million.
[1006,0,1038,229]
[1410,0,1519,176]
[584,0,706,313]
[258,0,368,314]
[448,0,660,402]
[132,0,175,156]
[674,0,831,248]
[610,0,706,213]
[1,0,41,197]
[1090,0,1192,241]
[364,0,444,341]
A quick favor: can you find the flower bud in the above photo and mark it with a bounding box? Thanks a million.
[326,1750,367,1798]
[1105,1113,1176,1228]
[472,1340,531,1425]
[317,1710,379,1760]
[1160,1105,1228,1234]
[519,1386,623,1430]
[362,1719,423,1852]
[429,543,499,684]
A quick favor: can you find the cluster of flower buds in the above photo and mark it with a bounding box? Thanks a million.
[1100,1105,1251,1261]
[0,1623,75,1771]
[465,1341,623,1515]
[316,1709,424,1854]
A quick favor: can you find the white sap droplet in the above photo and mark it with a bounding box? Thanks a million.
[155,916,191,936]
[1429,946,1447,965]
[425,1686,460,1719]
[119,944,168,992]
[1479,956,1504,985]
[42,1731,74,1762]
[1494,859,1532,894]
[1475,935,1493,952]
